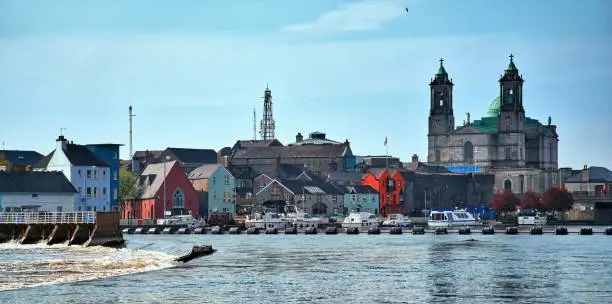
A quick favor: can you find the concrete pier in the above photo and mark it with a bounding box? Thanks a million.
[0,212,124,247]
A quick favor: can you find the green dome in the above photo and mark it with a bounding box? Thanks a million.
[486,96,500,117]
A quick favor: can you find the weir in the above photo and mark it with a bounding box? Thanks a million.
[0,212,124,247]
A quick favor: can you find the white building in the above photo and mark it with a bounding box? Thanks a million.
[35,136,112,211]
[0,171,77,212]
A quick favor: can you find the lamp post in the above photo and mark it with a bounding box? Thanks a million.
[423,190,428,219]
[162,155,171,219]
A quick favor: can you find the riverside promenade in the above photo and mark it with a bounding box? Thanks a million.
[0,211,124,247]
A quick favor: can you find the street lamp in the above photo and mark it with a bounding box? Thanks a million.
[423,190,428,219]
[162,155,171,219]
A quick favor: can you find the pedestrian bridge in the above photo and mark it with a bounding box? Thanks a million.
[0,212,96,224]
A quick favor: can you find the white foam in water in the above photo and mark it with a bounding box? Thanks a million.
[0,244,179,291]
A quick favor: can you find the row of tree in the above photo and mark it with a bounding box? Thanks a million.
[491,187,574,214]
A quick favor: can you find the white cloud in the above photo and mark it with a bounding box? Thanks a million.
[282,0,409,33]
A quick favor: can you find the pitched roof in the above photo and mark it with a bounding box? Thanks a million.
[35,144,110,168]
[138,161,176,199]
[234,139,283,149]
[188,164,223,180]
[165,147,217,164]
[277,178,344,195]
[0,171,77,193]
[0,150,44,166]
[233,144,351,159]
[565,167,612,183]
[345,184,378,194]
[327,170,363,183]
[133,150,164,159]
[404,161,450,173]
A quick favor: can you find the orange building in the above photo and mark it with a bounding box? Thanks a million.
[362,169,407,217]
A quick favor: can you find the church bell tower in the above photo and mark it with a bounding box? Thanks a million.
[498,54,525,133]
[427,58,454,164]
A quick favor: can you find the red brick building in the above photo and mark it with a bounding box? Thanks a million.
[362,168,407,217]
[123,161,199,220]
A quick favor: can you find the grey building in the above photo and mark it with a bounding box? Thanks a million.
[426,56,559,194]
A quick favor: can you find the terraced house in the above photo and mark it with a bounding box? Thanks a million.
[188,164,236,216]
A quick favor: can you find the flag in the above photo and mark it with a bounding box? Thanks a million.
[384,137,388,146]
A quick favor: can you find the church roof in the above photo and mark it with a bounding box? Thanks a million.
[469,96,550,134]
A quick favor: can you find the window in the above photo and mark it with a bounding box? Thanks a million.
[103,188,107,196]
[113,189,117,200]
[93,206,97,212]
[113,171,118,181]
[87,206,92,211]
[57,206,63,212]
[87,170,92,179]
[93,170,97,179]
[78,187,82,195]
[78,206,82,211]
[504,179,512,191]
[212,176,216,185]
[224,175,231,185]
[32,193,38,198]
[351,194,356,201]
[114,152,118,159]
[463,141,474,162]
[173,189,185,208]
[332,195,337,203]
[505,148,512,160]
[86,187,92,198]
[549,143,553,162]
[93,187,98,198]
[103,170,106,176]
[372,195,376,202]
[246,192,252,199]
[260,180,266,188]
[435,149,441,162]
[78,169,82,176]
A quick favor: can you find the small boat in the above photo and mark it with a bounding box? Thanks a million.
[517,210,547,225]
[157,214,203,229]
[382,214,412,228]
[283,205,323,228]
[175,245,216,263]
[342,212,379,232]
[428,209,479,228]
[244,210,287,229]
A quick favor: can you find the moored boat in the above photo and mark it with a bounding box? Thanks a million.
[245,210,287,229]
[381,214,412,228]
[517,210,547,225]
[283,205,323,228]
[342,212,379,232]
[428,209,479,228]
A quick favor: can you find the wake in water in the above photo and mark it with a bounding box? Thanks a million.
[0,242,178,291]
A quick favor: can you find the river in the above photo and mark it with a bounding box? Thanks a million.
[1,234,611,303]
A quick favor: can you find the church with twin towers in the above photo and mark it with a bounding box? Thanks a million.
[426,55,560,194]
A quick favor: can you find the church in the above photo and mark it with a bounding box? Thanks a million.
[426,55,559,194]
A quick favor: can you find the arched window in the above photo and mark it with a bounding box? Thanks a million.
[463,141,474,163]
[504,179,512,191]
[173,188,184,208]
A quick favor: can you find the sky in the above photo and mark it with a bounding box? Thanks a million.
[1,0,611,169]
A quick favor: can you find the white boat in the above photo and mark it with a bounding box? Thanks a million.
[517,210,547,225]
[156,214,203,229]
[428,209,478,228]
[382,214,412,227]
[245,211,287,229]
[342,212,379,231]
[283,205,322,228]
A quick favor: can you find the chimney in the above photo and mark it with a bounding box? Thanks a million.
[56,135,67,151]
[412,154,419,164]
[581,165,589,183]
[296,132,303,143]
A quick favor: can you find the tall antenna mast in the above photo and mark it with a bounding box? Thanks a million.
[259,84,276,140]
[129,105,136,172]
[253,108,257,140]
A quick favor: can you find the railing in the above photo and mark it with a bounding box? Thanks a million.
[0,212,97,224]
[571,191,612,197]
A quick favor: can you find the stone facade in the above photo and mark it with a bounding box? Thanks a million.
[426,56,559,194]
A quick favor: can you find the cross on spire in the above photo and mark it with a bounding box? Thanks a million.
[439,58,444,65]
[509,54,514,62]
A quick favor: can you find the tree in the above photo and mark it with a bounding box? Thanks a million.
[541,187,574,213]
[119,168,140,208]
[490,190,520,214]
[520,190,540,210]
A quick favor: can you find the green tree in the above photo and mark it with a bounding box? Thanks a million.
[119,168,140,208]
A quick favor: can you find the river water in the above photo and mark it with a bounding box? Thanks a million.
[1,234,611,304]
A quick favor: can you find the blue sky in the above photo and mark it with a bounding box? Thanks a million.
[1,0,611,169]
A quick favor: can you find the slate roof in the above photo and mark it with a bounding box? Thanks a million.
[404,161,450,173]
[233,144,351,159]
[345,185,378,194]
[165,147,217,164]
[36,143,110,169]
[133,150,164,159]
[276,178,344,195]
[0,171,77,193]
[234,139,283,149]
[565,166,612,183]
[138,161,176,199]
[0,150,44,166]
[327,171,364,183]
[188,164,224,180]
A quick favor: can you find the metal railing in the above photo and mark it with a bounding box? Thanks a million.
[0,212,97,224]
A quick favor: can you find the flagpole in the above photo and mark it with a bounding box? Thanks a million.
[385,137,389,169]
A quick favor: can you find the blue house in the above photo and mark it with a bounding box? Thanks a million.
[342,185,379,215]
[86,143,123,210]
[187,164,236,216]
